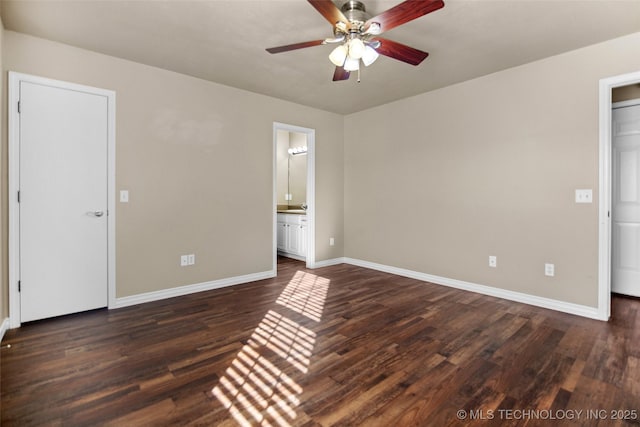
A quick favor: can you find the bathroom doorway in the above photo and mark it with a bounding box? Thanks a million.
[272,122,315,272]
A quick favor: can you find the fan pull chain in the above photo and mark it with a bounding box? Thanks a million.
[357,68,361,83]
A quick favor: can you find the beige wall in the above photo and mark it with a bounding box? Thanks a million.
[3,31,344,300]
[345,32,640,308]
[4,26,639,318]
[276,130,289,206]
[613,83,640,103]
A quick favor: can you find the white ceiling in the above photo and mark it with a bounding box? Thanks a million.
[2,0,639,114]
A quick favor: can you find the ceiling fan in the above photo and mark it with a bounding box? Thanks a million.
[266,0,445,82]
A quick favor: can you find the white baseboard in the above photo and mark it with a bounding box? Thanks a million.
[109,257,603,320]
[311,257,346,268]
[1,317,10,342]
[112,270,276,309]
[343,258,603,320]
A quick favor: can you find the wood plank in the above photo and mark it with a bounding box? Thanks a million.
[2,257,639,425]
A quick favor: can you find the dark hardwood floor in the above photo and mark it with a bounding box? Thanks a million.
[2,257,639,426]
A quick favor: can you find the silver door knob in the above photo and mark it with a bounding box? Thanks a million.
[88,211,104,217]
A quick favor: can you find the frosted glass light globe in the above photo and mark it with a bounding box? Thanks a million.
[329,45,348,66]
[348,38,365,59]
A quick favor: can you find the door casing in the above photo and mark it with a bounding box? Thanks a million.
[598,70,640,321]
[272,122,315,271]
[8,72,116,328]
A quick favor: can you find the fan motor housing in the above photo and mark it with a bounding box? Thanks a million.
[341,0,371,30]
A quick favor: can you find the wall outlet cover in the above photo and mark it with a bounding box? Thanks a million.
[575,189,593,204]
[545,263,555,277]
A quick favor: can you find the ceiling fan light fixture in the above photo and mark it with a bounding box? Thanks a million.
[344,56,360,71]
[329,44,348,66]
[348,38,365,59]
[266,0,444,82]
[362,45,379,66]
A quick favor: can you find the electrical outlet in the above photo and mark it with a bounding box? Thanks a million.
[545,263,555,277]
[489,256,497,268]
[329,237,335,246]
[575,189,593,203]
[188,254,195,265]
[180,255,188,266]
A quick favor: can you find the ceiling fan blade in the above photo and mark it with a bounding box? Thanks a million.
[332,66,351,81]
[375,37,429,65]
[308,0,350,29]
[365,0,444,34]
[266,40,326,54]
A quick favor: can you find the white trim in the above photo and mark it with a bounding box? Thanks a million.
[112,270,275,309]
[272,122,316,271]
[8,72,116,328]
[107,86,117,311]
[343,258,603,320]
[312,257,346,268]
[8,73,20,328]
[598,71,640,322]
[0,318,10,342]
[272,125,278,275]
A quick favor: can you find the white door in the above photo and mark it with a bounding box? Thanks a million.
[612,102,640,297]
[19,80,109,322]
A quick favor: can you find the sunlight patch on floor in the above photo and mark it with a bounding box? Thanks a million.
[212,270,330,426]
[252,310,315,373]
[276,271,330,321]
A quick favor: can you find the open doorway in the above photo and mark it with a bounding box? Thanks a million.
[598,72,640,320]
[611,88,640,299]
[272,122,315,273]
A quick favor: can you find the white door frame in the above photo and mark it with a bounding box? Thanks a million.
[272,122,315,271]
[598,70,640,321]
[8,72,116,328]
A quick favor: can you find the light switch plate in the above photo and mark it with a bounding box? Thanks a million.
[120,190,129,203]
[575,189,592,204]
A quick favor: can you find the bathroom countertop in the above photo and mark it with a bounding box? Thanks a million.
[277,210,307,214]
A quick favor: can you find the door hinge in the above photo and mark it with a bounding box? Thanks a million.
[17,190,20,203]
[18,280,21,292]
[17,100,20,114]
